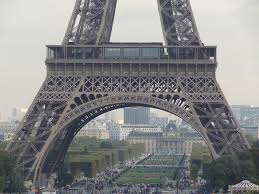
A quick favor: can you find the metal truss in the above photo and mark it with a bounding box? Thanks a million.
[62,0,117,45]
[63,0,200,46]
[7,0,249,187]
[8,74,249,185]
[157,0,201,46]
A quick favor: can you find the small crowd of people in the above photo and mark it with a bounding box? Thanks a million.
[108,183,161,194]
[177,169,191,191]
[57,154,153,194]
[55,154,199,194]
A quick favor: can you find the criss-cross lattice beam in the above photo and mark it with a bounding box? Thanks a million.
[6,0,250,187]
[157,0,201,46]
[62,0,117,45]
[64,0,200,46]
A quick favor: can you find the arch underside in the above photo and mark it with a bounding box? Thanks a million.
[37,93,248,183]
[36,93,202,181]
[7,75,250,185]
[41,96,202,176]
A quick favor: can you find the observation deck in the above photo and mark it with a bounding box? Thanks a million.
[45,43,217,76]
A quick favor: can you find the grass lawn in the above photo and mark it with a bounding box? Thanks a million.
[115,154,186,184]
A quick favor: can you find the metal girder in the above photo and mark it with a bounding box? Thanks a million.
[157,0,201,46]
[6,0,250,188]
[8,73,250,186]
[6,72,248,185]
[62,0,117,45]
[63,0,200,46]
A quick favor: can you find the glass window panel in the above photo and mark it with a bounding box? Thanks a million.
[188,48,195,59]
[179,48,185,59]
[142,48,159,58]
[75,48,83,59]
[123,48,140,57]
[48,47,55,59]
[209,48,215,57]
[56,47,64,59]
[104,48,121,57]
[82,48,94,59]
[94,48,103,58]
[167,48,177,59]
[198,48,209,60]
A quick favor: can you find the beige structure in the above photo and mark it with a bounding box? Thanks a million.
[241,126,259,139]
[108,124,162,141]
[76,121,109,140]
[0,121,19,141]
[11,107,27,121]
[127,131,206,155]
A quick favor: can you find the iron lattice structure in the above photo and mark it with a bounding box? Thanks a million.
[7,0,249,186]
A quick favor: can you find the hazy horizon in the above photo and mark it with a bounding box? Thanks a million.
[0,0,258,119]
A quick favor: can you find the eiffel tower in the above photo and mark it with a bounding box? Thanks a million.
[7,0,250,186]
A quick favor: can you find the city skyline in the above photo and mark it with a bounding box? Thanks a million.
[0,0,259,119]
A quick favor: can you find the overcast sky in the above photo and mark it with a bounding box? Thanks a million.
[0,0,258,119]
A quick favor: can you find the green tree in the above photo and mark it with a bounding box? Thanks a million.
[203,155,240,191]
[203,151,257,191]
[251,146,259,181]
[238,151,257,182]
[190,160,201,180]
[100,141,113,149]
[0,151,24,192]
[190,143,212,181]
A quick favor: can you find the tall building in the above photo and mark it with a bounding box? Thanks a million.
[231,105,259,126]
[124,107,150,125]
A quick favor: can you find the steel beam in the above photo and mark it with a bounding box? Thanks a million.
[157,0,201,46]
[62,0,117,45]
[6,0,250,188]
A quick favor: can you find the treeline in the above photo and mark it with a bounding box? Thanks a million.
[58,137,145,186]
[190,142,259,192]
[0,150,24,193]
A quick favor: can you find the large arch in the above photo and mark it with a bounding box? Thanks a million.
[6,71,248,186]
[33,94,215,185]
[7,73,250,187]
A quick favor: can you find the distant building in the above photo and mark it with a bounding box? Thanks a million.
[241,126,258,139]
[124,107,150,125]
[165,120,178,131]
[179,120,193,131]
[108,124,162,141]
[150,113,168,130]
[0,121,19,141]
[127,131,205,155]
[10,107,27,121]
[231,105,259,126]
[111,109,124,124]
[76,121,109,140]
[108,123,121,141]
